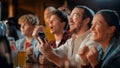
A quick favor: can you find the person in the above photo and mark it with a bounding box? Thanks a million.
[5,20,19,50]
[49,9,71,48]
[16,14,39,63]
[0,36,13,68]
[37,5,95,67]
[43,6,56,42]
[79,10,120,68]
[39,9,71,67]
[5,17,24,39]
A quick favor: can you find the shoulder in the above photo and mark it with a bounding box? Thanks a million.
[16,38,25,43]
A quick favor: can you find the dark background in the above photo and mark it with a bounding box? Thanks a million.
[0,0,120,25]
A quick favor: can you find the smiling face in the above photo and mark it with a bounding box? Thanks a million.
[48,15,65,34]
[68,8,84,33]
[90,14,114,42]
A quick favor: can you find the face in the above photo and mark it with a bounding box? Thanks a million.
[90,14,112,42]
[20,23,35,36]
[48,15,65,34]
[68,8,84,33]
[44,9,53,25]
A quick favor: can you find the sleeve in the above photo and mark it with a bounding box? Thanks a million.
[105,53,120,68]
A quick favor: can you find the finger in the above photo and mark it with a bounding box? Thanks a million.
[37,37,43,46]
[82,45,89,54]
[36,25,44,31]
[32,27,39,38]
[44,38,49,47]
[87,49,93,58]
[79,45,89,57]
[91,46,97,54]
[26,49,33,55]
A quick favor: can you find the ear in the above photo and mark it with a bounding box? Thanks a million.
[108,26,116,34]
[83,18,90,25]
[61,22,66,29]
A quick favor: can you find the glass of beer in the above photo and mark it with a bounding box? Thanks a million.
[14,50,26,68]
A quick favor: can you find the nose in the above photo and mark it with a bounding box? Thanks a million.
[48,21,52,26]
[21,25,24,29]
[90,24,94,32]
[68,16,73,23]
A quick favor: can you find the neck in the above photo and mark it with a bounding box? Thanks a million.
[54,31,64,41]
[99,36,112,52]
[25,35,33,42]
[74,26,88,37]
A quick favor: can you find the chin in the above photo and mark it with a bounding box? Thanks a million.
[93,38,100,42]
[91,36,97,41]
[50,31,54,34]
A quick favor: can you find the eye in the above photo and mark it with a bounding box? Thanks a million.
[73,14,79,19]
[69,13,79,19]
[52,19,57,22]
[97,22,101,26]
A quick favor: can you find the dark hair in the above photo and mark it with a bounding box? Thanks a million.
[52,10,69,30]
[6,22,19,41]
[75,6,94,28]
[96,9,120,39]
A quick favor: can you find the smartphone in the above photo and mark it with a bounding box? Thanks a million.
[38,31,45,42]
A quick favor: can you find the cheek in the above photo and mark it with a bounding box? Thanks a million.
[53,22,60,27]
[73,18,79,23]
[96,28,105,39]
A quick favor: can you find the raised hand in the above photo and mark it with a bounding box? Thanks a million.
[32,25,44,39]
[37,37,52,56]
[79,45,89,66]
[87,46,99,67]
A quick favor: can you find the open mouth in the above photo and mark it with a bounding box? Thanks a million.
[50,27,53,29]
[49,26,54,31]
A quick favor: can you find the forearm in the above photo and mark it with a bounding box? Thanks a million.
[44,50,63,67]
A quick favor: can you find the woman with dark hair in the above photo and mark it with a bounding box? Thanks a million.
[80,10,120,68]
[0,36,13,68]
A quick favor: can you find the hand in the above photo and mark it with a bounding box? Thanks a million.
[32,25,44,39]
[79,45,89,66]
[26,48,33,57]
[26,48,37,62]
[87,46,99,67]
[37,37,52,56]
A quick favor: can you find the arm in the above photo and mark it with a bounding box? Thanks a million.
[37,37,68,67]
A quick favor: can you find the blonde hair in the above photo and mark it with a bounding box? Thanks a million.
[18,14,39,25]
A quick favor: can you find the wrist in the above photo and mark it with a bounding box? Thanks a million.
[91,62,99,68]
[81,59,89,66]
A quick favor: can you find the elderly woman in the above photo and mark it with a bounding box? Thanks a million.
[80,10,120,68]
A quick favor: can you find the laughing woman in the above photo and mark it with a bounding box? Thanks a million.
[80,10,120,68]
